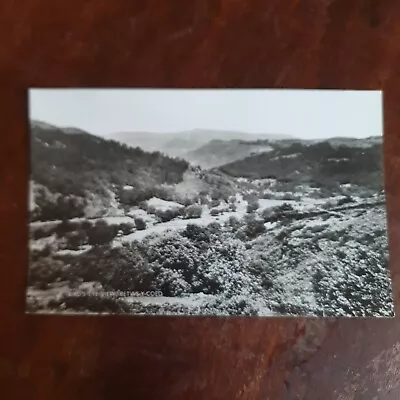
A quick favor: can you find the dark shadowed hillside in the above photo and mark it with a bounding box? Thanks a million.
[31,123,188,195]
[218,141,383,190]
[30,123,190,221]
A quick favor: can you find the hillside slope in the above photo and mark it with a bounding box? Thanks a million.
[29,122,196,221]
[181,135,383,169]
[218,140,383,191]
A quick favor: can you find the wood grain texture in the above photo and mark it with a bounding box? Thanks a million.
[0,0,400,398]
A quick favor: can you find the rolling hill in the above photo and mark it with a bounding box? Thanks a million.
[218,140,384,190]
[29,122,192,221]
[184,139,274,169]
[106,129,293,158]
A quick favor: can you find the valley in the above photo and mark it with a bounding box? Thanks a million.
[26,121,394,317]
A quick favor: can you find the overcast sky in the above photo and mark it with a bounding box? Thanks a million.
[29,89,382,139]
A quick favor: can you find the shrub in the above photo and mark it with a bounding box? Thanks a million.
[276,229,289,241]
[134,218,146,231]
[182,205,202,219]
[358,232,375,245]
[138,201,148,211]
[309,224,328,234]
[321,200,336,210]
[320,229,341,241]
[245,217,266,239]
[246,201,259,213]
[277,203,295,213]
[312,269,325,295]
[87,220,118,246]
[55,220,75,238]
[210,208,220,217]
[280,192,297,201]
[228,203,237,211]
[200,198,210,207]
[182,197,194,206]
[145,236,201,296]
[210,199,221,208]
[321,213,331,221]
[247,260,274,290]
[118,222,136,235]
[66,230,88,250]
[262,192,274,199]
[182,224,210,243]
[155,208,180,223]
[30,244,53,261]
[336,249,347,259]
[147,205,157,215]
[33,194,86,221]
[32,227,51,240]
[261,208,274,221]
[228,216,241,231]
[81,219,93,231]
[207,222,222,234]
[338,196,355,206]
[67,244,154,292]
[28,257,69,289]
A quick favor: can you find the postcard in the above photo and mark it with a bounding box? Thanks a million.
[26,88,394,317]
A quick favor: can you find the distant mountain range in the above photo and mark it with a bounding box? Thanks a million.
[105,129,294,158]
[181,135,383,169]
[183,139,274,168]
[105,128,382,169]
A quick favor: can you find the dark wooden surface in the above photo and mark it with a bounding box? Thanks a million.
[1,1,400,398]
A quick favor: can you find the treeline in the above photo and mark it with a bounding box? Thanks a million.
[31,218,142,249]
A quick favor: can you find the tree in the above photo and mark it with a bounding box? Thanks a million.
[155,208,180,223]
[210,208,220,217]
[55,220,74,238]
[28,257,68,289]
[245,217,266,239]
[228,216,241,231]
[87,220,117,246]
[182,224,210,243]
[81,219,93,231]
[247,201,259,213]
[210,199,221,208]
[32,227,50,240]
[228,203,237,211]
[66,230,88,250]
[134,218,146,231]
[118,222,136,235]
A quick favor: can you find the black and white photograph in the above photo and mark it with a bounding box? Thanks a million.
[26,89,394,317]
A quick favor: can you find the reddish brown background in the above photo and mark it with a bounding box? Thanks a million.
[1,0,400,398]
